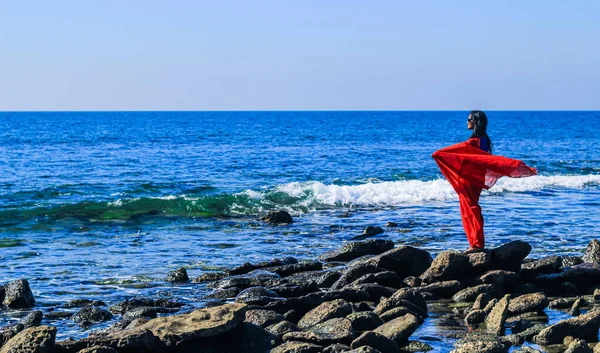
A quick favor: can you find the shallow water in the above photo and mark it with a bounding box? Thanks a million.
[1,111,599,345]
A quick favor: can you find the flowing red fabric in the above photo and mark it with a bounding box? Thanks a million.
[432,138,537,248]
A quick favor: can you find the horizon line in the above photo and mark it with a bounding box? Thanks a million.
[1,109,600,113]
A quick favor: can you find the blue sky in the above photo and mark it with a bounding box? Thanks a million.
[1,1,599,110]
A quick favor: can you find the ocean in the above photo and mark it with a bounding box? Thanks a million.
[1,111,599,343]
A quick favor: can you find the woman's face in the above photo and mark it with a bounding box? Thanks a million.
[467,115,474,130]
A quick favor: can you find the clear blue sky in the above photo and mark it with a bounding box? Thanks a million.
[1,1,599,111]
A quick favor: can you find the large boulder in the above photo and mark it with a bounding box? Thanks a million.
[365,246,432,280]
[237,323,277,353]
[266,321,301,340]
[483,295,510,336]
[165,267,189,282]
[490,241,532,272]
[508,293,549,316]
[414,280,465,299]
[320,240,394,262]
[534,310,600,345]
[532,263,600,293]
[0,326,56,353]
[329,264,384,291]
[235,287,282,306]
[583,240,600,264]
[260,210,293,224]
[520,256,563,278]
[245,309,285,328]
[298,299,353,329]
[350,331,400,353]
[420,251,474,283]
[373,314,420,346]
[283,318,355,346]
[477,270,521,292]
[2,279,35,309]
[346,312,384,332]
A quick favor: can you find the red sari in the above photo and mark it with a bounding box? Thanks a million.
[432,138,537,248]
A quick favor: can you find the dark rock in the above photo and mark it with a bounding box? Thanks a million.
[44,311,74,320]
[245,309,285,328]
[563,256,584,268]
[21,310,43,328]
[2,279,35,309]
[349,271,403,289]
[568,298,584,316]
[385,222,398,227]
[451,333,510,353]
[205,287,242,299]
[452,284,501,302]
[403,276,422,287]
[108,298,184,315]
[63,299,106,308]
[400,340,434,352]
[235,286,283,306]
[56,329,161,353]
[323,343,352,353]
[490,241,531,273]
[263,293,325,318]
[365,246,433,280]
[351,331,400,353]
[420,251,474,283]
[0,326,56,353]
[380,306,424,324]
[549,297,579,309]
[77,347,119,353]
[228,257,298,276]
[373,313,420,346]
[513,347,543,353]
[389,288,427,312]
[320,240,394,262]
[238,322,278,353]
[374,297,428,322]
[346,311,384,331]
[0,323,24,348]
[343,284,395,302]
[122,306,180,321]
[271,341,323,353]
[465,309,487,326]
[165,267,189,282]
[284,318,355,346]
[260,210,293,224]
[270,284,315,298]
[508,293,549,315]
[345,347,382,353]
[534,310,600,345]
[520,256,563,278]
[583,240,600,264]
[477,270,521,292]
[298,299,353,329]
[472,293,491,310]
[362,226,385,237]
[330,264,385,291]
[286,270,342,289]
[192,272,228,283]
[414,280,465,299]
[483,294,510,336]
[211,272,283,290]
[562,282,582,296]
[267,321,301,340]
[264,262,323,277]
[72,307,113,323]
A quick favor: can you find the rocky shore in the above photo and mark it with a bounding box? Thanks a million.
[4,220,600,352]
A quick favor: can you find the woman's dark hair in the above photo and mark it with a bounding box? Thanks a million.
[469,110,493,154]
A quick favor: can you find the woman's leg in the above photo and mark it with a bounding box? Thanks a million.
[458,186,484,249]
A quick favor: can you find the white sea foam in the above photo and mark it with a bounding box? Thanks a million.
[263,174,600,207]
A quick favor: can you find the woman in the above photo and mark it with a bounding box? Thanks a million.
[432,111,536,253]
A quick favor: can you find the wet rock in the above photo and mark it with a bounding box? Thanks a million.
[260,210,293,224]
[400,340,434,352]
[380,306,424,324]
[386,222,398,227]
[330,264,385,290]
[350,331,400,353]
[45,311,74,320]
[569,298,584,316]
[373,313,420,346]
[473,293,491,310]
[362,226,384,237]
[77,347,118,353]
[320,240,394,262]
[245,309,285,328]
[583,240,600,264]
[349,271,403,289]
[346,311,384,331]
[414,280,465,299]
[228,257,298,276]
[374,297,427,322]
[403,276,422,287]
[477,270,521,292]
[204,287,242,299]
[192,272,228,283]
[286,270,342,289]
[534,309,600,345]
[323,344,351,352]
[165,267,189,282]
[56,329,160,353]
[72,307,113,323]
[343,284,395,302]
[267,321,301,340]
[563,256,584,268]
[20,310,43,328]
[420,251,474,283]
[389,288,427,312]
[450,333,510,353]
[63,299,106,308]
[122,306,179,321]
[464,309,487,326]
[561,282,582,296]
[520,256,563,278]
[452,284,501,303]
[272,341,323,353]
[284,318,355,346]
[270,283,317,298]
[0,326,56,353]
[564,338,593,353]
[508,293,549,315]
[490,240,532,272]
[511,323,546,341]
[2,279,35,309]
[298,299,353,329]
[346,347,381,353]
[263,293,325,318]
[365,246,433,280]
[483,294,510,336]
[513,347,543,353]
[0,323,24,348]
[549,297,579,309]
[264,262,323,277]
[108,298,184,315]
[235,286,283,306]
[237,322,277,353]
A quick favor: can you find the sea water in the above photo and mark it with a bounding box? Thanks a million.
[1,111,599,344]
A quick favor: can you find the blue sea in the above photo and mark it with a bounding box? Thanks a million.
[1,111,600,345]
